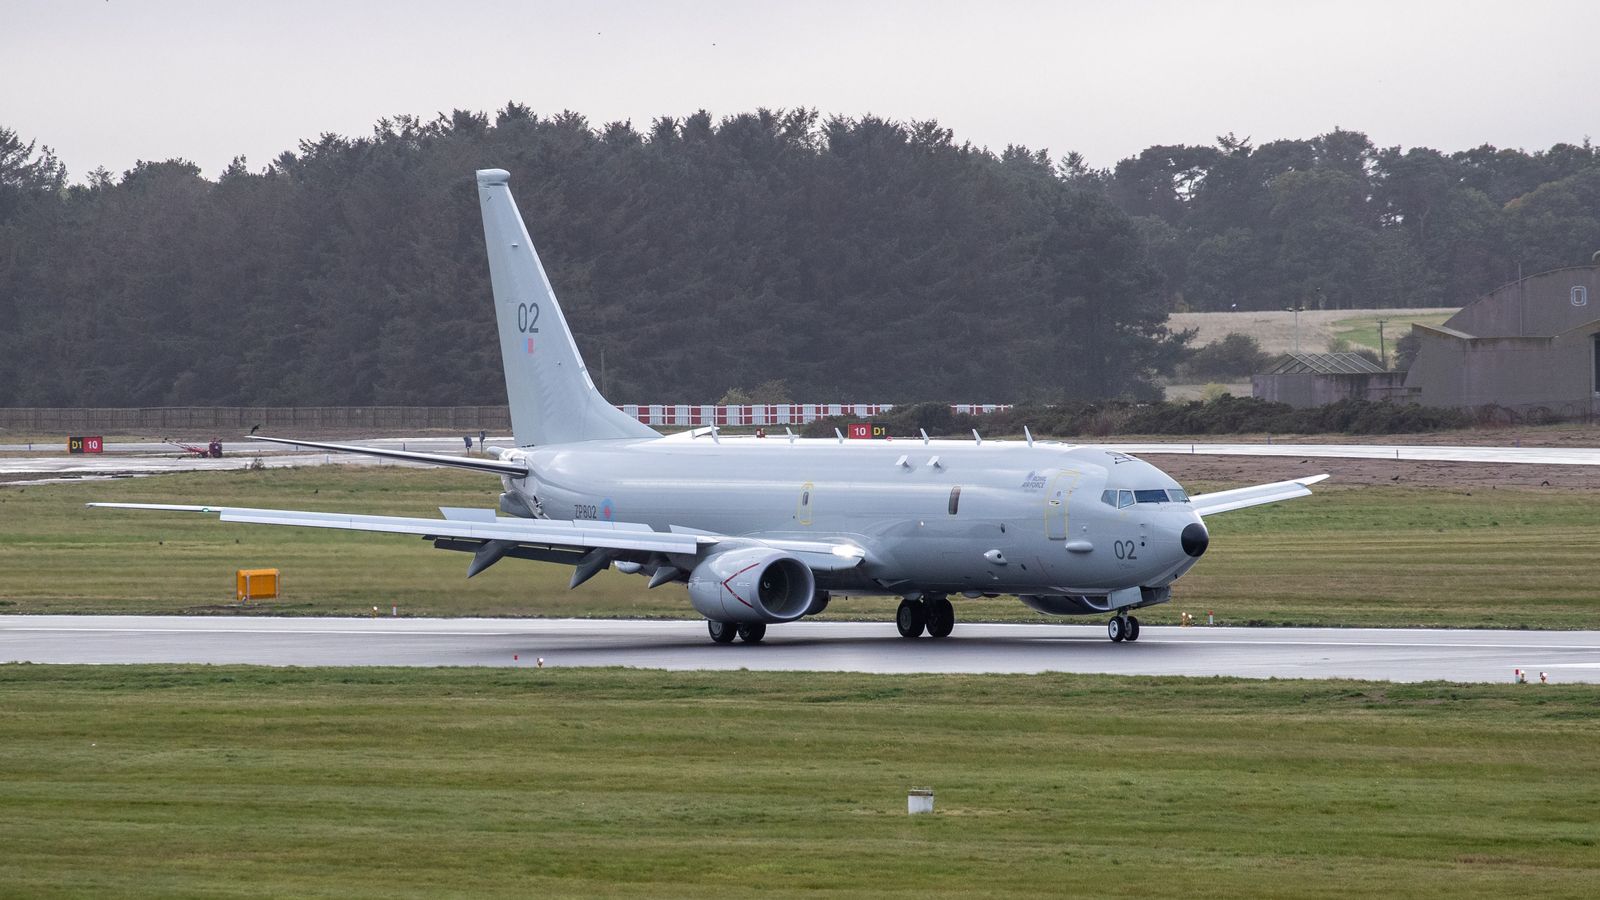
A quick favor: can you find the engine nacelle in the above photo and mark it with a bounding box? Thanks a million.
[688,548,816,624]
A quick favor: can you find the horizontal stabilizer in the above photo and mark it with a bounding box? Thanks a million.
[1190,474,1329,516]
[248,435,528,476]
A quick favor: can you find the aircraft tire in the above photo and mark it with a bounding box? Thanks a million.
[708,620,738,644]
[896,598,927,638]
[1125,616,1141,642]
[1107,617,1125,642]
[737,623,767,644]
[926,596,955,638]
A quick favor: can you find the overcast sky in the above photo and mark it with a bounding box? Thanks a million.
[5,0,1597,181]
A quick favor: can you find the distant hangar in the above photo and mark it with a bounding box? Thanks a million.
[1405,266,1600,415]
[1252,265,1600,415]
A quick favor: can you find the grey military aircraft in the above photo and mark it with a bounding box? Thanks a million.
[91,169,1328,644]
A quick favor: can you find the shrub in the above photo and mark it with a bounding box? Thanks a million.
[801,396,1472,438]
[1182,333,1270,380]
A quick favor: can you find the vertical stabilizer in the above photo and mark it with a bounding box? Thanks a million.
[476,169,658,447]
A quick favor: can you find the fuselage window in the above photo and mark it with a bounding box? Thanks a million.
[1134,489,1170,504]
[1118,490,1134,508]
[948,486,962,515]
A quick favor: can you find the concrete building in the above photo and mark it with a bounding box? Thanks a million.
[1404,266,1600,416]
[1252,352,1407,407]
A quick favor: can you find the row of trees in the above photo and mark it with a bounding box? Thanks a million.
[0,112,1176,407]
[3,113,1598,407]
[1098,130,1600,311]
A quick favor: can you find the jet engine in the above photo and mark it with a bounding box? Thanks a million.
[688,548,816,624]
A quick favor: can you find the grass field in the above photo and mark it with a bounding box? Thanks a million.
[0,665,1594,897]
[3,467,1599,628]
[1167,308,1456,358]
[1331,312,1456,358]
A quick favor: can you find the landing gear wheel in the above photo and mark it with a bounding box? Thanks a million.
[737,623,767,644]
[926,596,955,638]
[896,598,927,638]
[708,620,737,644]
[1107,616,1126,643]
[1125,615,1141,642]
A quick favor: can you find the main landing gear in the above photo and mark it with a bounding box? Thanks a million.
[1107,613,1141,643]
[707,620,766,644]
[897,594,955,639]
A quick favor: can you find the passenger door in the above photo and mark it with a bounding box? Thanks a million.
[1044,469,1080,540]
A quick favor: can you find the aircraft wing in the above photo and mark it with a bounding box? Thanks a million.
[1189,474,1330,516]
[89,502,693,552]
[85,503,868,574]
[246,435,529,477]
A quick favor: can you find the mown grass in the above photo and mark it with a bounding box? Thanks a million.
[1331,312,1454,355]
[0,665,1595,898]
[2,467,1598,628]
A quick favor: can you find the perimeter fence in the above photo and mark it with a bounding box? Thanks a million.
[0,404,1012,434]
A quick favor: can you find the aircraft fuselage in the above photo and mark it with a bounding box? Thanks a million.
[511,437,1208,600]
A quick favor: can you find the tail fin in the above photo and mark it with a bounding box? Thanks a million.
[476,169,658,447]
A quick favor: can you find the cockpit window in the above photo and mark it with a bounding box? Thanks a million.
[1100,490,1152,506]
[1168,489,1189,503]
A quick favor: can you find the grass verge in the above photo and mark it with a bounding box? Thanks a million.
[1,665,1596,898]
[2,467,1598,628]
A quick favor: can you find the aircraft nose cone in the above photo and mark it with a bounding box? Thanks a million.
[1181,522,1209,558]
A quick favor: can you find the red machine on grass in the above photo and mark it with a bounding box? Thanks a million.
[167,439,223,458]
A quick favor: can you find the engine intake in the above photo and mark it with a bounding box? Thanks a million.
[688,548,816,624]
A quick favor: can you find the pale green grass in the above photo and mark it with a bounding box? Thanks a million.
[2,468,1598,628]
[1331,312,1454,357]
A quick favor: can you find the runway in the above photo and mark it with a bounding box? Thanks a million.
[1106,442,1600,466]
[3,616,1596,682]
[7,439,1600,486]
[0,436,509,484]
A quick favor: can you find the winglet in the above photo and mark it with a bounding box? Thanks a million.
[1190,474,1330,517]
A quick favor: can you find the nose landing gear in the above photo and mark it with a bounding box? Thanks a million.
[1108,614,1141,643]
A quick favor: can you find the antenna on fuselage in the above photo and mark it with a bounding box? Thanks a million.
[785,427,795,444]
[1024,425,1034,447]
[972,429,982,446]
[710,425,721,444]
[920,428,929,445]
[835,428,845,444]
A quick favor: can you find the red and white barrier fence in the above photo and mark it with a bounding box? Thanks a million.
[614,404,1011,427]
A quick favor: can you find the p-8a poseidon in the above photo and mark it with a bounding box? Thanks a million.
[91,169,1327,644]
